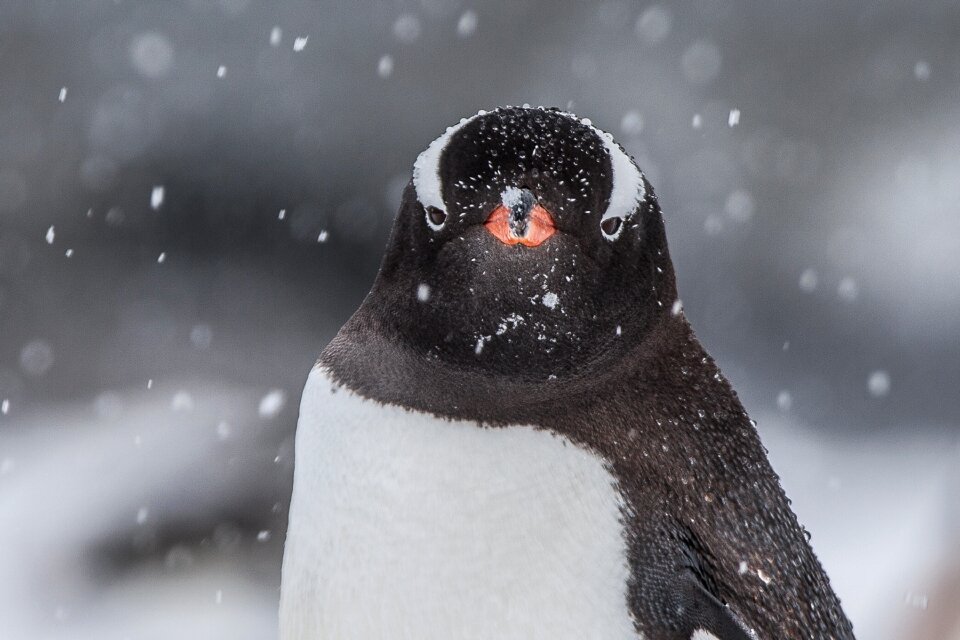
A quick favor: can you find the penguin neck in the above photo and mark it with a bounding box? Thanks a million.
[319,301,700,425]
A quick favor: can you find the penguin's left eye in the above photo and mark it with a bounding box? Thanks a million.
[425,206,447,229]
[600,216,623,239]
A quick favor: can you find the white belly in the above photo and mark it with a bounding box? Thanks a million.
[280,367,636,640]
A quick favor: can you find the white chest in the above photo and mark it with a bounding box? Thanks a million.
[280,367,636,640]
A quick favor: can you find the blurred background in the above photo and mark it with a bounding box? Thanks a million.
[1,1,958,638]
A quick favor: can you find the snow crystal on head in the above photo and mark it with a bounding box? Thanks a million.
[412,110,486,213]
[501,185,524,209]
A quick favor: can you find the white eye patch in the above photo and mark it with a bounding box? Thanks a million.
[412,107,646,232]
[412,111,485,215]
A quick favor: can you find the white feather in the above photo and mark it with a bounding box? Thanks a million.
[280,367,637,639]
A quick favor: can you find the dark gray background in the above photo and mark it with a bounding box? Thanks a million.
[1,2,958,639]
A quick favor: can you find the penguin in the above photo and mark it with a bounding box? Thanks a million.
[279,106,855,640]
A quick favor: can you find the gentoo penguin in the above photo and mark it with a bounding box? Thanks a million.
[280,106,854,640]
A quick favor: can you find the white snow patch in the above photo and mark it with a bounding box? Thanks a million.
[416,283,431,302]
[377,55,394,78]
[541,292,559,309]
[867,370,891,397]
[392,14,421,43]
[20,339,54,376]
[670,299,683,316]
[620,110,644,136]
[777,390,793,412]
[495,313,525,335]
[151,185,165,210]
[635,5,672,45]
[837,276,859,301]
[258,389,286,419]
[501,186,524,209]
[474,336,489,355]
[171,391,194,412]
[457,10,478,37]
[798,268,818,292]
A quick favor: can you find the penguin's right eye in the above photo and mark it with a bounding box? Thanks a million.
[425,206,447,229]
[600,216,623,239]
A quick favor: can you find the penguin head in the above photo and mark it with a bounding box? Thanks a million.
[369,106,678,381]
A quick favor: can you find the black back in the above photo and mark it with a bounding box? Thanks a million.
[321,107,855,639]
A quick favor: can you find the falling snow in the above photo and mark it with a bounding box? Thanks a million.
[867,370,891,397]
[416,283,431,302]
[171,391,194,412]
[258,389,286,418]
[798,268,818,293]
[150,185,164,210]
[378,55,394,78]
[837,276,859,301]
[777,390,793,411]
[393,14,421,44]
[457,10,478,37]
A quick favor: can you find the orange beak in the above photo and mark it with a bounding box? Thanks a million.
[484,204,556,247]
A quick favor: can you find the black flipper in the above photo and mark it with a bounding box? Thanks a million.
[669,570,756,640]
